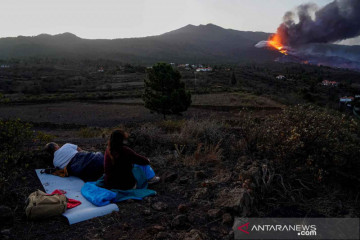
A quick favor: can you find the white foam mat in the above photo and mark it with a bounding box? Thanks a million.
[35,169,119,224]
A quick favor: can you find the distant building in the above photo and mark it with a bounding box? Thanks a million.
[339,96,354,103]
[322,80,338,87]
[276,75,286,80]
[196,67,212,72]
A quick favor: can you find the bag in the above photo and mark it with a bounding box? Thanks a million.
[25,190,67,220]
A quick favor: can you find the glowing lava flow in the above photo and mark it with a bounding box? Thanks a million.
[268,34,288,55]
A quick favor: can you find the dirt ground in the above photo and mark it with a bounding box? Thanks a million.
[0,99,281,128]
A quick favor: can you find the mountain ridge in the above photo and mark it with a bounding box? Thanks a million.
[0,24,292,63]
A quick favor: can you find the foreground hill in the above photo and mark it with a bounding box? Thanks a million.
[0,24,280,64]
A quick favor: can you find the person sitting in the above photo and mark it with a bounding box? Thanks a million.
[44,142,104,182]
[104,129,160,190]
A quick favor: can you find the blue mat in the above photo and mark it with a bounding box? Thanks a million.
[81,166,157,207]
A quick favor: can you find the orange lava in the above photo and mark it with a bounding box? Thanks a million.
[268,34,288,55]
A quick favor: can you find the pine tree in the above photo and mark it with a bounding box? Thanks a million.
[143,63,191,119]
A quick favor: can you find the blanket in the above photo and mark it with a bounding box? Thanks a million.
[35,169,119,224]
[81,166,157,207]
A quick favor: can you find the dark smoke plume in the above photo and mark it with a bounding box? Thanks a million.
[278,0,360,46]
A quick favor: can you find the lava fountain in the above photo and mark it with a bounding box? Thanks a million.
[268,34,288,55]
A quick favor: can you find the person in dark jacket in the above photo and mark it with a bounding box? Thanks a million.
[104,129,159,190]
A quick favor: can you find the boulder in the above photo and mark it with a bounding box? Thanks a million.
[152,202,168,211]
[177,204,188,213]
[162,172,178,183]
[215,188,253,216]
[194,171,207,180]
[171,215,188,229]
[179,176,189,184]
[184,229,206,240]
[222,213,233,225]
[156,232,171,240]
[207,208,222,218]
[190,188,208,202]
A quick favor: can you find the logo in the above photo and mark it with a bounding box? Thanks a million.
[238,222,250,234]
[234,218,359,240]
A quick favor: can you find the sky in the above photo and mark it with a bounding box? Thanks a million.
[0,0,340,39]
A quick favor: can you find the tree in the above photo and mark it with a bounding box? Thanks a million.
[143,63,191,119]
[231,71,237,85]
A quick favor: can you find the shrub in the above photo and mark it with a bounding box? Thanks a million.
[238,105,360,188]
[0,119,34,166]
[183,142,223,166]
[176,118,226,144]
[158,119,186,133]
[35,131,55,143]
[0,119,34,187]
[78,127,103,138]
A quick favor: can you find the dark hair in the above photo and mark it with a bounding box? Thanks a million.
[44,142,57,156]
[108,129,129,162]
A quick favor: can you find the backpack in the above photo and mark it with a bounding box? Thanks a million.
[25,190,67,220]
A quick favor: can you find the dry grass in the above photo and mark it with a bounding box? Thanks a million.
[183,141,223,166]
[174,117,225,144]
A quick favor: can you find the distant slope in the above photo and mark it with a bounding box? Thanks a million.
[0,24,281,64]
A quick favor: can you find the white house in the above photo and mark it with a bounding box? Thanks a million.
[339,96,354,103]
[196,67,213,72]
[322,80,338,87]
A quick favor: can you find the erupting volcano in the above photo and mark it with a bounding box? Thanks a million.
[268,34,288,55]
[255,0,360,71]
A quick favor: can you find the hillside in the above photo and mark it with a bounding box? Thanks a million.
[0,24,280,64]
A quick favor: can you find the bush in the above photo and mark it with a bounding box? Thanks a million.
[78,127,103,138]
[183,142,223,166]
[158,119,186,133]
[176,118,226,144]
[238,105,360,188]
[0,119,34,186]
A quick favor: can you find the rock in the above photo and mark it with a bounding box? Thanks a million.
[153,225,165,231]
[222,213,233,225]
[163,172,178,182]
[184,229,206,240]
[121,223,130,230]
[171,214,188,229]
[178,204,188,213]
[195,171,207,180]
[147,225,166,234]
[0,206,13,228]
[190,188,208,201]
[156,232,171,240]
[143,209,151,215]
[215,188,253,216]
[143,196,152,203]
[179,176,189,184]
[207,208,222,218]
[187,214,196,223]
[152,202,168,211]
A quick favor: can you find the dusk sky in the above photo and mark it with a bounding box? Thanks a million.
[0,0,344,39]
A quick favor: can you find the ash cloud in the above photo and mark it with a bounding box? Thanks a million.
[278,0,360,46]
